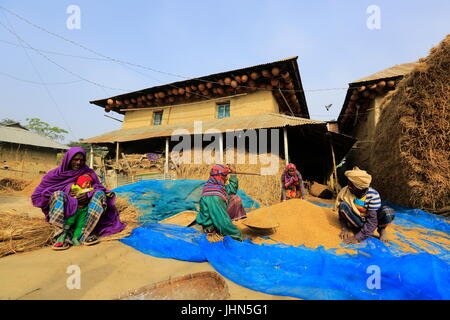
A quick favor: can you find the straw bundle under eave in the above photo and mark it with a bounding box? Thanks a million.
[370,35,450,214]
[0,213,55,258]
[172,151,285,206]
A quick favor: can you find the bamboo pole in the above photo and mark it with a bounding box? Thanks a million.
[329,135,338,193]
[165,137,169,179]
[89,144,94,168]
[283,127,289,165]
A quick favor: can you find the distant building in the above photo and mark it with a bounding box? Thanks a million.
[0,123,69,179]
[336,62,419,172]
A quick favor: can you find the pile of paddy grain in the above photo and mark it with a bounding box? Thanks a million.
[234,199,343,249]
[371,35,450,215]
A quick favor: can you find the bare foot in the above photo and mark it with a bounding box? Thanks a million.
[339,228,351,240]
[378,228,389,243]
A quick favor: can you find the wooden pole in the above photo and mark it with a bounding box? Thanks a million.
[219,133,224,164]
[89,144,94,168]
[278,89,295,116]
[115,142,120,169]
[283,127,289,165]
[329,135,338,193]
[165,137,169,179]
[116,142,120,188]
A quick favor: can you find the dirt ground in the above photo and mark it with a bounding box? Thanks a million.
[0,192,297,300]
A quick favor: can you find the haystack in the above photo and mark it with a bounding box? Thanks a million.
[371,35,450,215]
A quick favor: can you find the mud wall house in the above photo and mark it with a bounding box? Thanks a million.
[0,123,69,180]
[82,57,355,189]
[336,62,419,180]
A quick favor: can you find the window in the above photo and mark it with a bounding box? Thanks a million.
[153,111,163,125]
[217,102,230,119]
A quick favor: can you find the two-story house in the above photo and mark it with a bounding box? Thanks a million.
[83,57,354,186]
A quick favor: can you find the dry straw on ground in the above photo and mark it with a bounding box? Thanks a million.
[100,198,142,241]
[371,35,450,215]
[0,178,31,193]
[0,198,141,257]
[0,213,55,257]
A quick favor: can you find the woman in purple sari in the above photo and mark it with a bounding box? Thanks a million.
[32,147,125,250]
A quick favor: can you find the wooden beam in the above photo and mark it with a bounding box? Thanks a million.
[278,88,295,116]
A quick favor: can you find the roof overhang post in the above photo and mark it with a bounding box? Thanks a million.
[283,127,289,166]
[219,133,224,164]
[115,142,120,169]
[89,144,94,168]
[165,137,169,179]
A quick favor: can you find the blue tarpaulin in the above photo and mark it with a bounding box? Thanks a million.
[115,180,450,300]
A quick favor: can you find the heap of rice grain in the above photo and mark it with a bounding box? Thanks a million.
[234,199,344,249]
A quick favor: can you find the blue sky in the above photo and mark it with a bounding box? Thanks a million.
[0,0,449,143]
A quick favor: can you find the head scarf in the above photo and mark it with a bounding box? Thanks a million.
[344,166,372,190]
[31,147,125,236]
[201,164,230,202]
[76,174,93,188]
[282,163,299,187]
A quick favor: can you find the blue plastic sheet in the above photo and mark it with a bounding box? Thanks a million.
[114,179,259,222]
[117,180,450,300]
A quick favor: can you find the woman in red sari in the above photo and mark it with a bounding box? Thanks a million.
[280,163,306,201]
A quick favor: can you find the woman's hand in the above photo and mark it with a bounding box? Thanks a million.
[226,164,236,174]
[76,192,89,207]
[69,190,78,197]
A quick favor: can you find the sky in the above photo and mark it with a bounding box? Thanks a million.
[0,0,449,143]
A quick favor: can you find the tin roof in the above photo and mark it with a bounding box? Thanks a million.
[0,125,69,150]
[81,113,325,143]
[351,62,419,83]
[337,62,419,133]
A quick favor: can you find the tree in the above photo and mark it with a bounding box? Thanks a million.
[24,118,68,142]
[0,118,18,125]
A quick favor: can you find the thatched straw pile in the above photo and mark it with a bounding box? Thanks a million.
[173,151,286,206]
[0,213,55,258]
[371,35,450,215]
[0,178,31,193]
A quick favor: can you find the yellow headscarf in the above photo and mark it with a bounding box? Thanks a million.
[344,166,372,189]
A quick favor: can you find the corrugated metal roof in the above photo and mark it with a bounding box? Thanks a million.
[0,126,69,150]
[81,113,325,143]
[351,62,419,84]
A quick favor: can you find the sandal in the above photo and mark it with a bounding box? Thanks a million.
[52,241,71,251]
[84,234,100,246]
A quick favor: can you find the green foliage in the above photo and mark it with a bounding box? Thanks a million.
[0,118,18,125]
[24,118,68,141]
